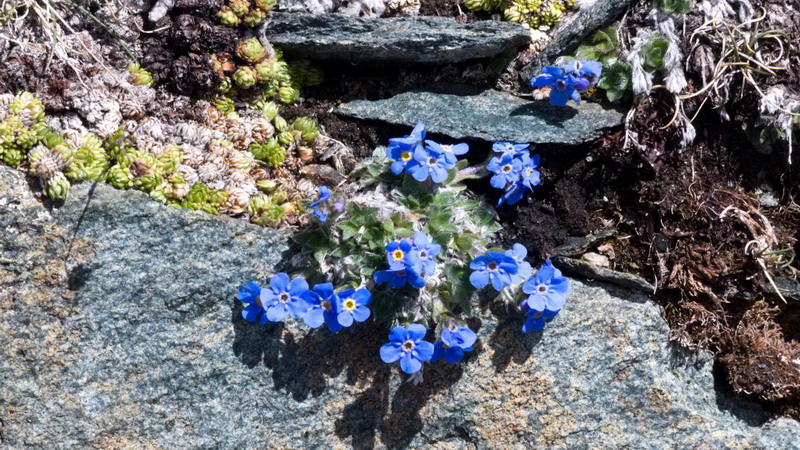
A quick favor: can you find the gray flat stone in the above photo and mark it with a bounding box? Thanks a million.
[338,84,625,145]
[263,13,530,64]
[520,0,635,82]
[2,166,800,448]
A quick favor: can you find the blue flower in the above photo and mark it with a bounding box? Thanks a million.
[407,145,452,183]
[238,281,269,324]
[410,232,441,277]
[517,153,541,191]
[312,208,328,223]
[302,283,344,332]
[522,259,569,312]
[380,323,435,374]
[487,154,522,189]
[388,121,426,175]
[426,140,469,166]
[260,273,312,322]
[564,60,603,86]
[497,182,525,207]
[531,66,582,106]
[469,252,519,290]
[432,324,477,363]
[492,142,529,158]
[310,186,330,208]
[373,267,426,289]
[385,240,419,271]
[522,308,560,333]
[335,288,372,327]
[310,186,332,223]
[505,243,533,284]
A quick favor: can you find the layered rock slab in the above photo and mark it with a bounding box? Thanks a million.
[1,167,799,448]
[338,84,625,145]
[263,13,530,64]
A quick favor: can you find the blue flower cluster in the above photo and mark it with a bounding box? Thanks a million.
[374,232,441,289]
[520,259,569,333]
[388,121,468,183]
[380,321,478,374]
[237,273,371,332]
[309,186,344,223]
[487,142,541,206]
[470,244,569,333]
[531,60,603,106]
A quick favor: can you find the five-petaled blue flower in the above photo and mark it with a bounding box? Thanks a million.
[487,154,522,189]
[432,323,477,363]
[388,121,426,175]
[531,66,582,106]
[238,281,268,324]
[505,243,533,284]
[426,140,469,166]
[380,323,435,374]
[492,142,529,158]
[260,273,312,322]
[410,232,441,277]
[385,240,418,271]
[522,259,569,312]
[523,308,560,333]
[303,282,344,332]
[335,288,372,327]
[374,267,426,289]
[469,252,519,290]
[408,145,452,183]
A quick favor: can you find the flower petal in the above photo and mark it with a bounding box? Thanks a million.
[352,305,371,322]
[407,323,427,341]
[444,347,464,363]
[313,282,335,300]
[337,310,354,327]
[380,343,402,363]
[522,316,545,333]
[237,282,261,304]
[269,273,290,293]
[470,270,489,289]
[266,304,289,322]
[389,326,411,343]
[414,340,435,361]
[288,278,309,296]
[303,307,324,328]
[241,304,262,322]
[400,353,422,374]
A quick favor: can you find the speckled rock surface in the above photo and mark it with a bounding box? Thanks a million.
[338,84,625,145]
[519,0,636,82]
[263,13,530,64]
[2,166,800,448]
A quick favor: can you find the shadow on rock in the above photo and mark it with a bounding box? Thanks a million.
[379,362,464,449]
[231,301,285,369]
[486,299,543,372]
[509,102,578,127]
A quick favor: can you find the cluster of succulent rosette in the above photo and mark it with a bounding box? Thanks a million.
[217,0,276,28]
[239,122,571,378]
[464,0,577,31]
[212,38,322,107]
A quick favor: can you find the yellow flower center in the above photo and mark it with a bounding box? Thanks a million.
[392,249,405,261]
[401,151,412,161]
[442,145,452,152]
[343,299,356,310]
[525,168,532,176]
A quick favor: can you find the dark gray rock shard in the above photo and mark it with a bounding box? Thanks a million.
[338,84,625,145]
[2,166,800,447]
[520,0,636,82]
[263,13,530,64]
